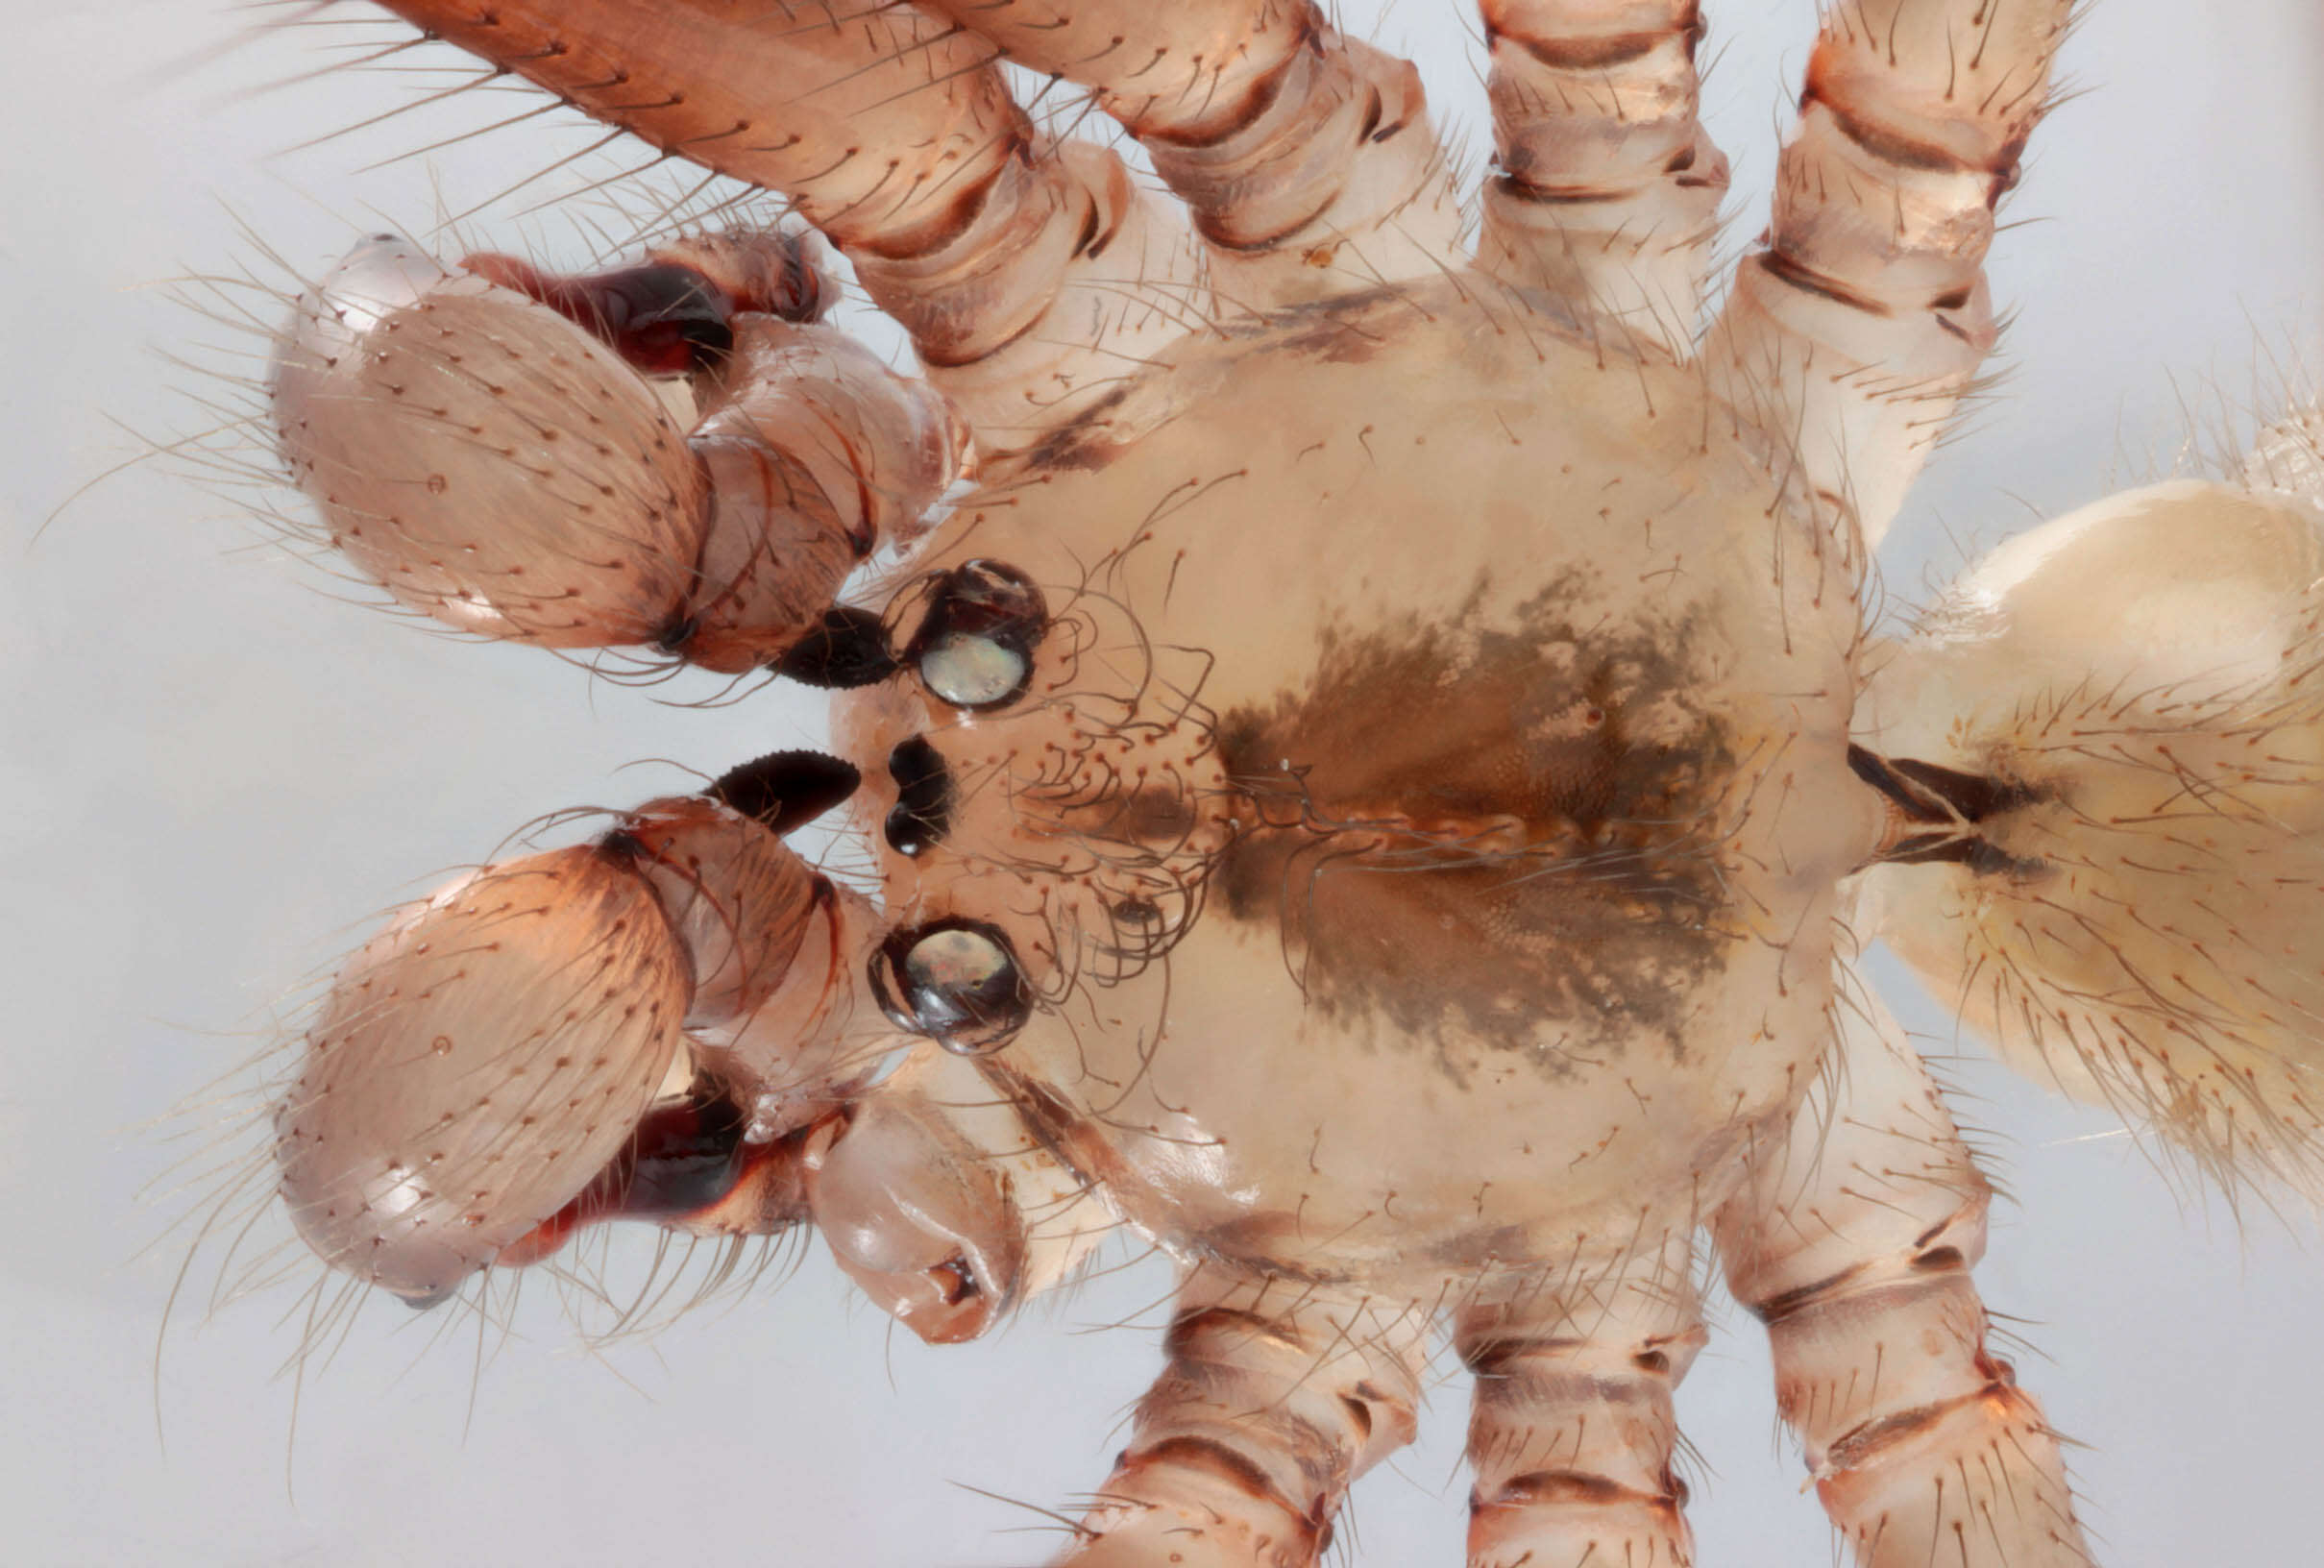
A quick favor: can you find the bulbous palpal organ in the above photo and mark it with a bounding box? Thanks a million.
[245,2,2324,1563]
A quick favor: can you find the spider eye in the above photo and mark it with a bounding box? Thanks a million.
[908,560,1046,711]
[871,919,1031,1055]
[883,736,953,858]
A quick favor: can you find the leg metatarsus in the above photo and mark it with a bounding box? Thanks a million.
[1714,972,2093,1568]
[1708,0,2072,547]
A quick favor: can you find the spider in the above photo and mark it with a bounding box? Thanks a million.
[28,0,2319,1564]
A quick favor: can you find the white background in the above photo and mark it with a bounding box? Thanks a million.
[5,2,2321,1563]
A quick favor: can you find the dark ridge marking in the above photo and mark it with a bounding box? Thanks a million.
[1823,1381,2022,1473]
[1142,9,1316,156]
[1912,1245,1968,1272]
[1748,1262,1867,1324]
[772,604,898,689]
[709,749,861,836]
[1509,26,1676,71]
[904,282,1058,369]
[986,1067,1124,1197]
[1492,169,1629,207]
[855,128,1034,272]
[1164,1305,1292,1359]
[883,736,952,858]
[1212,572,1737,1077]
[1482,1469,1682,1514]
[1757,248,1891,317]
[1457,1332,1583,1377]
[1122,1437,1321,1530]
[1800,78,2023,179]
[1068,198,1105,259]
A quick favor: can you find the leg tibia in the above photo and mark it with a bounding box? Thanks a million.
[1059,1275,1424,1567]
[1715,978,2093,1568]
[1478,0,1728,355]
[1458,1230,1703,1568]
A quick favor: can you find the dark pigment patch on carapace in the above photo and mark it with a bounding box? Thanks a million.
[1212,574,1739,1076]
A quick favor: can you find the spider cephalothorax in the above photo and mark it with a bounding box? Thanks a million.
[241,2,2324,1565]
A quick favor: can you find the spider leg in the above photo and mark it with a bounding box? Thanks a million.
[917,0,1462,308]
[1704,0,2071,548]
[1055,1270,1426,1567]
[1455,1224,1703,1567]
[1711,968,2095,1568]
[359,1,1201,441]
[274,232,963,670]
[1474,0,1730,356]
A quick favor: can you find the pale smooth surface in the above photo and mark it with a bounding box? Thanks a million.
[6,3,2322,1565]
